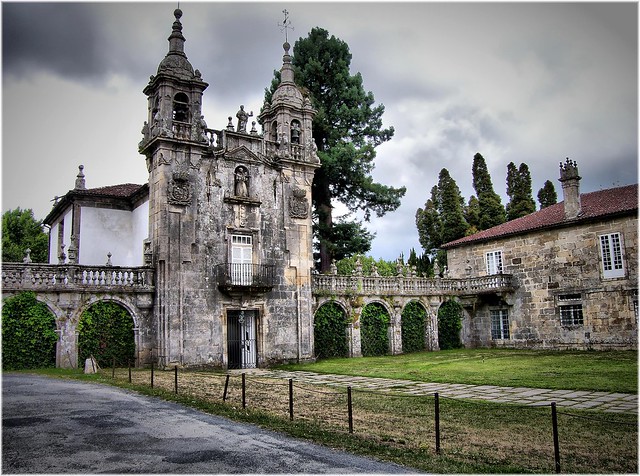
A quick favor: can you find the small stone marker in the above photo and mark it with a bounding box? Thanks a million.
[84,356,98,374]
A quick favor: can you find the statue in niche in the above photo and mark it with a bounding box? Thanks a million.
[197,115,208,142]
[236,105,253,133]
[234,166,249,197]
[291,121,300,144]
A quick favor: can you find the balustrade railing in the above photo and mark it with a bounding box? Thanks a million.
[312,273,515,296]
[2,263,154,292]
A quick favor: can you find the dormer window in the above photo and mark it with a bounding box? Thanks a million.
[173,93,190,122]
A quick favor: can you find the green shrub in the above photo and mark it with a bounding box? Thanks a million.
[314,302,349,359]
[2,291,57,370]
[77,302,135,367]
[401,301,426,353]
[438,300,463,349]
[361,303,390,356]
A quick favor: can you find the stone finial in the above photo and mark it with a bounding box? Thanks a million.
[23,248,32,264]
[106,252,113,267]
[227,116,234,130]
[75,165,86,190]
[58,244,66,264]
[329,260,338,275]
[68,235,78,264]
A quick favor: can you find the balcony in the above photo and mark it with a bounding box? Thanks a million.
[215,263,276,296]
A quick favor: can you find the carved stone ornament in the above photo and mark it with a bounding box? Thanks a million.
[168,171,192,205]
[289,187,309,219]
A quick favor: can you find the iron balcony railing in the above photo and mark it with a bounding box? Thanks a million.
[215,263,276,294]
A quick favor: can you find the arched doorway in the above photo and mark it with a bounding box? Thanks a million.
[2,292,57,370]
[314,302,349,360]
[401,301,427,353]
[360,302,390,357]
[438,300,463,349]
[77,301,135,367]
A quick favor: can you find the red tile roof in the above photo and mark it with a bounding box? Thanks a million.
[80,184,146,198]
[442,184,638,249]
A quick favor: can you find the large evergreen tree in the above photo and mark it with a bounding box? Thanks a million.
[464,195,480,235]
[472,153,506,229]
[264,28,405,271]
[2,208,48,263]
[537,180,558,209]
[506,162,537,220]
[415,185,442,253]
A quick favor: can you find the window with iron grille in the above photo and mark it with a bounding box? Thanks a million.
[599,233,625,279]
[486,250,503,275]
[558,294,583,326]
[490,309,510,340]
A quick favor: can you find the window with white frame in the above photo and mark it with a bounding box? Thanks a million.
[486,250,503,275]
[599,233,625,279]
[558,293,583,326]
[490,309,510,340]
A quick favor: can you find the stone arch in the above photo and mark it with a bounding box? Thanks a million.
[313,300,350,360]
[360,301,392,356]
[172,92,190,122]
[76,299,137,368]
[401,300,428,353]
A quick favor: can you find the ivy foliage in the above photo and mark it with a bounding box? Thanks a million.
[360,303,390,357]
[438,300,463,350]
[77,302,135,367]
[2,291,57,370]
[314,302,349,360]
[401,301,427,353]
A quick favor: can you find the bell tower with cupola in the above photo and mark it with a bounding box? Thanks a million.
[139,8,211,367]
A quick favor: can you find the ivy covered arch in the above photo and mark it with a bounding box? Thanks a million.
[401,300,427,353]
[438,299,463,350]
[313,301,349,360]
[77,301,136,367]
[360,301,391,357]
[2,291,58,370]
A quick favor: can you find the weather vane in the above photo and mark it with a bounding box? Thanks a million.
[278,9,294,43]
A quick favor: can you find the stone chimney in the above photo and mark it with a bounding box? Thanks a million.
[558,157,581,220]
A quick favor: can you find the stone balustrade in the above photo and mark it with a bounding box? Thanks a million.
[312,272,516,297]
[2,263,154,292]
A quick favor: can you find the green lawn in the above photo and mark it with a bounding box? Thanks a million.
[278,348,638,393]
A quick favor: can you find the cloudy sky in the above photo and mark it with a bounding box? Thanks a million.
[2,1,637,261]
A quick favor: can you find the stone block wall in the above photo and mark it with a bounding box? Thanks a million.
[447,215,638,350]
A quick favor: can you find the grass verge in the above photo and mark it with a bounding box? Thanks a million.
[20,367,638,474]
[277,349,638,393]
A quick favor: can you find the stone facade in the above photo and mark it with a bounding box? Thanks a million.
[138,10,319,368]
[444,162,637,350]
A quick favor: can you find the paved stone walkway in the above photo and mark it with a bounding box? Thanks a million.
[240,369,637,414]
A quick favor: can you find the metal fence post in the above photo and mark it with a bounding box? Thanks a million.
[347,386,353,434]
[242,373,246,409]
[435,392,441,454]
[289,379,294,421]
[128,360,132,383]
[112,356,116,379]
[174,365,178,394]
[223,374,230,401]
[151,362,154,388]
[551,402,561,473]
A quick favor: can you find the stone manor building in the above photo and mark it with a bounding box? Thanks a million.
[43,9,319,369]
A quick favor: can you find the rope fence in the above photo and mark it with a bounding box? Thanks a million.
[104,365,637,473]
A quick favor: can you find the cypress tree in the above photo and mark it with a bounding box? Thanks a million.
[415,185,443,252]
[472,153,506,229]
[506,162,537,220]
[436,168,469,244]
[537,180,558,209]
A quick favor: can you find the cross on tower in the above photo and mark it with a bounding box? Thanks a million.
[278,9,294,43]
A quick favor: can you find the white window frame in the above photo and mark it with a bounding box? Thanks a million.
[485,250,503,275]
[231,235,253,285]
[490,309,510,340]
[599,232,625,279]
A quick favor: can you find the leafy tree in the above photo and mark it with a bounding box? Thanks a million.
[2,291,57,370]
[2,208,48,263]
[407,248,431,277]
[314,302,349,359]
[77,302,135,367]
[506,162,537,220]
[360,303,390,356]
[537,180,558,209]
[335,254,396,276]
[438,300,463,350]
[265,27,406,271]
[316,218,373,265]
[472,153,506,229]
